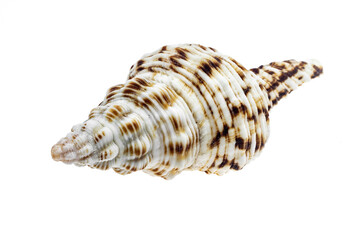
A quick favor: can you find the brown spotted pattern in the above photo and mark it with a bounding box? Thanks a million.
[51,44,323,179]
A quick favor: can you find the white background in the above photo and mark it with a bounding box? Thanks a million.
[1,0,359,239]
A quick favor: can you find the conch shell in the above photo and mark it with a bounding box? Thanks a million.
[51,44,323,179]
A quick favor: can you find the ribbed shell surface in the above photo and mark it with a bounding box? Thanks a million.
[51,44,323,179]
[126,44,271,177]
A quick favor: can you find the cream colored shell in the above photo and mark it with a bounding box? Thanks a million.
[51,44,323,179]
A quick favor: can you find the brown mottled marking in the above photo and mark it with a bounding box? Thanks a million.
[156,170,165,176]
[135,78,152,87]
[143,97,154,107]
[175,48,188,60]
[105,112,116,122]
[255,135,261,151]
[141,97,154,108]
[267,81,280,92]
[243,86,251,95]
[106,92,117,100]
[108,85,121,93]
[272,98,278,106]
[260,139,265,150]
[250,68,259,74]
[311,65,323,78]
[160,90,173,105]
[199,61,212,76]
[131,120,140,132]
[170,56,182,67]
[297,61,307,71]
[124,144,132,155]
[208,59,221,70]
[234,67,246,80]
[222,125,229,136]
[198,45,207,50]
[109,108,120,118]
[246,140,252,151]
[120,123,129,135]
[230,58,247,71]
[270,62,286,70]
[219,158,228,168]
[265,69,275,75]
[185,142,191,152]
[127,81,144,91]
[105,116,112,122]
[151,91,169,109]
[134,146,141,156]
[231,106,240,116]
[278,66,299,83]
[137,60,144,66]
[278,89,288,99]
[209,47,217,52]
[137,67,144,72]
[263,107,269,120]
[160,46,167,53]
[122,88,137,95]
[210,132,221,148]
[240,104,248,114]
[169,142,175,155]
[229,159,240,170]
[114,105,122,112]
[100,151,107,160]
[247,114,257,122]
[278,73,288,83]
[235,137,246,149]
[287,66,299,78]
[163,142,168,155]
[169,115,181,131]
[176,142,184,154]
[194,72,204,84]
[125,121,135,133]
[169,65,179,74]
[213,56,222,64]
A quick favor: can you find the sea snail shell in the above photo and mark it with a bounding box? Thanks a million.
[51,44,323,179]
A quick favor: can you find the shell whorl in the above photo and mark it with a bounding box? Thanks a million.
[51,44,323,179]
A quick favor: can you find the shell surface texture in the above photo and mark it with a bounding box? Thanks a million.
[51,44,323,179]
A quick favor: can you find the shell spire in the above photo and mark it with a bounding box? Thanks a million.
[250,59,323,109]
[51,44,323,179]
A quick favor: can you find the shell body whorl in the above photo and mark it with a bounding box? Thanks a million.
[51,44,323,179]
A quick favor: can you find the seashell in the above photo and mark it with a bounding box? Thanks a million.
[51,44,323,179]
